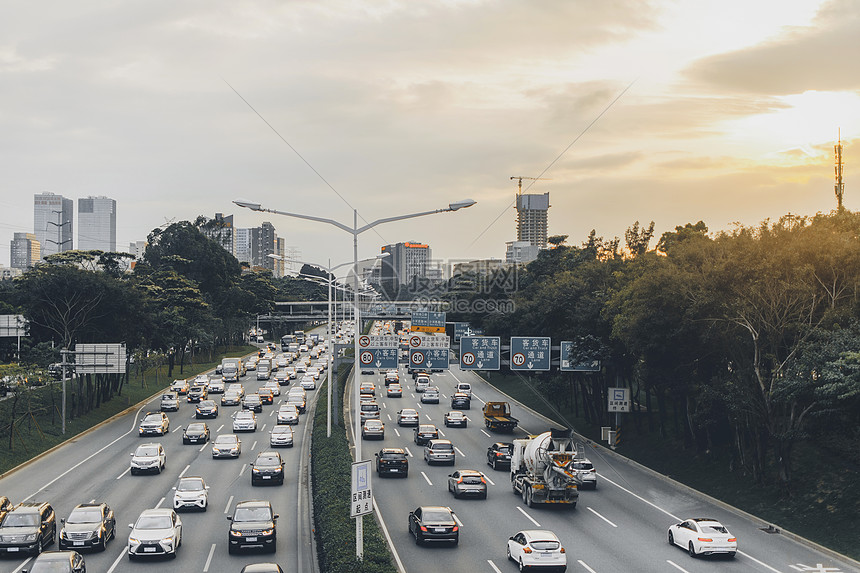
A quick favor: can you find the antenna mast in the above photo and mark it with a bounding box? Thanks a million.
[835,129,845,210]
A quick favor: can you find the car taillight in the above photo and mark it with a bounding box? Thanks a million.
[560,547,565,553]
[457,478,463,484]
[420,526,428,532]
[451,525,458,532]
[480,477,486,484]
[697,537,713,542]
[728,537,737,542]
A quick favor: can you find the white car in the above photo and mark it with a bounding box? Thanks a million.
[455,381,472,397]
[571,457,597,489]
[300,375,316,390]
[307,367,321,380]
[263,381,281,396]
[130,443,166,475]
[211,434,241,458]
[277,404,300,425]
[232,411,257,432]
[269,425,294,447]
[172,476,209,511]
[208,377,225,393]
[194,374,210,387]
[507,530,567,571]
[668,518,737,558]
[127,508,182,559]
[284,367,297,379]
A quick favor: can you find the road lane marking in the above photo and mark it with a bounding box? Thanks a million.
[217,424,224,431]
[10,557,32,573]
[239,464,247,477]
[199,443,208,452]
[179,464,190,478]
[667,561,690,573]
[106,548,126,573]
[203,543,217,572]
[405,447,413,457]
[417,404,423,409]
[224,495,234,514]
[586,506,617,527]
[393,428,401,437]
[155,496,165,509]
[453,513,464,527]
[421,472,433,485]
[269,410,275,417]
[438,428,446,437]
[372,498,406,573]
[251,440,257,450]
[386,413,392,421]
[578,560,598,573]
[115,468,130,480]
[516,506,541,527]
[480,429,491,438]
[454,447,466,457]
[488,560,503,573]
[482,474,496,486]
[172,426,182,433]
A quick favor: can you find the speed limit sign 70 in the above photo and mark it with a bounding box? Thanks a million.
[511,353,526,367]
[461,352,475,366]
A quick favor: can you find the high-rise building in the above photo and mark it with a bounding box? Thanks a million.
[78,196,116,251]
[516,192,550,250]
[10,233,41,269]
[235,228,252,266]
[200,213,235,255]
[379,241,432,287]
[128,240,147,260]
[505,240,540,264]
[34,192,73,258]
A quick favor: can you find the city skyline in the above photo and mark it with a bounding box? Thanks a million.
[1,1,858,268]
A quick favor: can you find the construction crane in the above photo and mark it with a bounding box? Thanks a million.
[510,176,551,196]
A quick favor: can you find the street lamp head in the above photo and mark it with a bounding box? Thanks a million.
[448,199,477,211]
[267,253,284,260]
[233,199,262,211]
[376,252,391,259]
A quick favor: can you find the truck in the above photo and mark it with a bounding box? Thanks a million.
[482,401,519,432]
[221,357,245,382]
[510,429,579,507]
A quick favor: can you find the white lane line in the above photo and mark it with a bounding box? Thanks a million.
[199,443,208,452]
[454,447,466,457]
[203,543,217,572]
[261,424,267,432]
[488,560,503,573]
[578,560,598,573]
[386,413,392,421]
[424,413,432,420]
[239,464,247,477]
[453,513,464,527]
[269,410,275,417]
[438,428,446,437]
[106,548,126,573]
[154,496,165,509]
[394,428,401,437]
[382,402,387,409]
[172,426,182,433]
[516,506,541,527]
[217,424,224,432]
[373,498,406,573]
[10,557,32,573]
[224,495,234,514]
[115,468,130,480]
[178,464,190,478]
[667,561,690,573]
[586,506,617,528]
[482,474,496,486]
[405,447,413,457]
[421,472,433,486]
[251,440,258,450]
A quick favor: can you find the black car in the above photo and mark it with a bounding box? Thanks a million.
[182,423,210,444]
[0,502,57,555]
[450,393,471,410]
[227,500,278,554]
[242,395,263,413]
[375,448,408,477]
[195,400,219,419]
[186,385,207,403]
[413,424,439,446]
[59,503,115,552]
[408,506,458,545]
[250,452,285,486]
[486,442,513,470]
[22,550,86,572]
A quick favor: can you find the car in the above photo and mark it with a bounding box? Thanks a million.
[195,399,219,419]
[444,411,467,427]
[384,383,401,397]
[138,411,169,436]
[668,518,737,558]
[359,392,374,403]
[258,388,274,405]
[408,506,458,546]
[307,367,321,380]
[172,477,209,512]
[397,408,419,427]
[22,550,86,572]
[208,377,225,393]
[359,381,375,395]
[170,380,189,395]
[250,451,285,485]
[59,503,115,552]
[362,419,385,440]
[186,385,208,403]
[226,383,245,399]
[245,360,257,371]
[182,422,210,444]
[413,424,439,445]
[360,369,375,375]
[272,371,289,387]
[300,375,316,390]
[276,404,299,425]
[194,374,210,386]
[447,469,488,499]
[256,366,271,381]
[507,530,567,571]
[240,564,284,573]
[359,401,380,422]
[450,393,471,410]
[227,500,278,554]
[424,439,455,465]
[0,502,57,555]
[211,434,241,458]
[233,411,258,432]
[415,375,430,392]
[384,369,399,385]
[571,458,597,489]
[283,367,296,380]
[375,448,408,477]
[130,443,166,474]
[487,442,513,470]
[269,425,294,447]
[160,393,179,412]
[243,394,263,412]
[421,387,440,404]
[286,393,306,413]
[221,391,242,406]
[455,381,472,397]
[127,508,181,560]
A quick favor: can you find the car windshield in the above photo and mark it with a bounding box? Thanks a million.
[401,410,416,416]
[361,404,378,412]
[177,478,204,491]
[135,515,172,529]
[432,443,453,450]
[143,414,161,422]
[200,401,215,407]
[419,426,435,432]
[28,557,75,573]
[136,446,159,456]
[233,507,271,522]
[572,461,593,470]
[162,394,176,400]
[187,424,205,433]
[237,413,253,419]
[272,427,290,434]
[702,524,728,534]
[421,509,452,523]
[531,540,560,550]
[255,456,280,467]
[448,412,463,418]
[215,436,237,445]
[66,508,101,523]
[1,512,39,527]
[382,452,405,459]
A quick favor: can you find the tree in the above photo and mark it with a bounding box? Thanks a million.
[624,221,655,258]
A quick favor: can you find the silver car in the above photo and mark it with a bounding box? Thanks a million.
[127,508,181,559]
[571,458,597,489]
[269,425,294,448]
[232,411,257,432]
[160,393,179,412]
[130,443,166,475]
[361,419,385,440]
[424,439,455,465]
[277,404,299,425]
[172,476,209,512]
[211,434,241,458]
[447,469,488,499]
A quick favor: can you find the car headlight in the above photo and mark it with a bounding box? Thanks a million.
[128,536,140,544]
[161,537,174,544]
[24,533,38,542]
[260,528,274,535]
[252,468,261,473]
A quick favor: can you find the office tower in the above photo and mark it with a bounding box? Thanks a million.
[128,240,147,260]
[379,241,432,287]
[235,228,252,265]
[10,233,41,269]
[34,192,73,258]
[201,213,235,256]
[516,192,550,250]
[78,196,116,251]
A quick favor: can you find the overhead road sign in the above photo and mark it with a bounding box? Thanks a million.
[358,335,398,349]
[408,334,450,349]
[351,460,373,518]
[459,336,500,370]
[411,310,446,333]
[359,348,398,370]
[75,343,127,374]
[452,322,470,342]
[409,348,450,370]
[510,337,551,371]
[559,341,601,372]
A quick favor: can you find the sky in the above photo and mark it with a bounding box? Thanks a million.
[2,0,859,271]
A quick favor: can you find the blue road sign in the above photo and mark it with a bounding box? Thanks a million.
[510,337,551,371]
[411,310,446,333]
[358,348,398,370]
[453,322,470,342]
[559,341,601,372]
[409,348,449,370]
[459,336,501,370]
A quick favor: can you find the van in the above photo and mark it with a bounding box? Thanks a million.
[360,401,380,422]
[455,382,472,397]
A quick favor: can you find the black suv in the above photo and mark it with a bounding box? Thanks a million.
[375,448,408,477]
[450,393,471,410]
[59,502,115,552]
[486,442,513,470]
[227,500,278,554]
[0,501,56,555]
[250,451,285,486]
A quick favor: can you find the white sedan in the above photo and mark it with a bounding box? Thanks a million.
[507,529,567,571]
[668,518,737,558]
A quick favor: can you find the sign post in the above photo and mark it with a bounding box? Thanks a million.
[351,460,373,559]
[459,336,501,370]
[607,387,630,450]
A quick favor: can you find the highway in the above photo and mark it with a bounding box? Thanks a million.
[0,343,319,573]
[350,361,860,573]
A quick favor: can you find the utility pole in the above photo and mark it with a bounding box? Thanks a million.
[835,129,845,210]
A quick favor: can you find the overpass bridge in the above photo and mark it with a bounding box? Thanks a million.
[257,300,427,327]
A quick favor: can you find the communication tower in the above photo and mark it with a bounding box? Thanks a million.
[835,129,845,210]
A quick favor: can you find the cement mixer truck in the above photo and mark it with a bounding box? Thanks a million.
[510,428,579,507]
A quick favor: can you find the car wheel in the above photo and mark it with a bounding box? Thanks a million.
[526,486,535,507]
[507,544,513,561]
[519,558,526,572]
[668,531,674,546]
[35,537,43,555]
[98,533,107,551]
[727,552,736,559]
[482,492,488,500]
[688,541,697,558]
[228,544,236,555]
[414,532,422,546]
